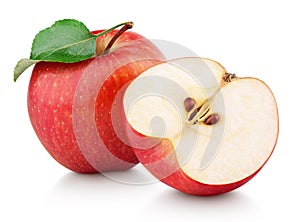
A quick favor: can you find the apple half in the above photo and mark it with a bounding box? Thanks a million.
[123,57,279,195]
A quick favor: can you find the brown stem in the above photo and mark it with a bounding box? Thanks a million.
[104,22,134,53]
[223,73,237,83]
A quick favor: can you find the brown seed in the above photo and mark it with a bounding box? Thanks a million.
[204,114,220,125]
[184,97,195,112]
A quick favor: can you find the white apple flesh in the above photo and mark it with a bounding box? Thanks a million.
[123,57,279,195]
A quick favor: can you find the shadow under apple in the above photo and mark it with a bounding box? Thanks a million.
[47,172,122,205]
[141,189,264,221]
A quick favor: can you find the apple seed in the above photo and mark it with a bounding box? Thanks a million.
[204,114,220,125]
[184,97,195,112]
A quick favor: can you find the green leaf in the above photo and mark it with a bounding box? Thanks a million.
[14,59,39,82]
[30,19,97,63]
[13,19,131,81]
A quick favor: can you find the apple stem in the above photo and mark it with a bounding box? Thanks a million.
[103,22,134,53]
[223,73,237,82]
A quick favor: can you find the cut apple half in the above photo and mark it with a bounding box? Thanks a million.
[123,57,279,195]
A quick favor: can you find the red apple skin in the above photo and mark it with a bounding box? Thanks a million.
[28,30,165,173]
[126,128,277,196]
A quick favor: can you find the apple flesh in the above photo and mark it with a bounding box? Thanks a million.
[123,57,279,195]
[28,29,165,173]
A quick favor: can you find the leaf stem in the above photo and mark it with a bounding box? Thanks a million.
[103,22,134,53]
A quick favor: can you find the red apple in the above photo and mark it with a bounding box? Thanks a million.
[27,28,165,173]
[123,57,279,195]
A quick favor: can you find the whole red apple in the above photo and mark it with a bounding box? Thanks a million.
[27,28,165,173]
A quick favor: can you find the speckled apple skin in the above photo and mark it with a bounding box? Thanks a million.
[28,30,165,173]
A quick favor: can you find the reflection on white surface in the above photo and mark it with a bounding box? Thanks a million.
[145,189,263,221]
[46,172,263,222]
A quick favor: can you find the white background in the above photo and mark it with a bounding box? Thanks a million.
[1,0,299,221]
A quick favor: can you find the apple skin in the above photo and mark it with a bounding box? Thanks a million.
[128,135,276,196]
[27,29,165,173]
